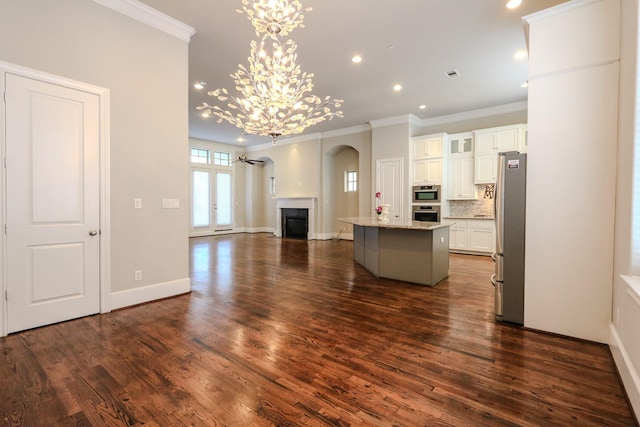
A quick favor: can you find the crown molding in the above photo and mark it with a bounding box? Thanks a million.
[369,115,415,129]
[523,0,601,25]
[93,0,196,43]
[322,124,371,139]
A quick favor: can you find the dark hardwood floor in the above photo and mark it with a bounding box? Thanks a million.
[0,233,636,426]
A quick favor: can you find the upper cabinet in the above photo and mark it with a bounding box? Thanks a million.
[474,124,526,183]
[447,132,476,200]
[411,133,446,185]
[474,125,521,154]
[449,132,473,155]
[413,134,444,158]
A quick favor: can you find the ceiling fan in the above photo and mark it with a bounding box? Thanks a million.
[232,154,264,165]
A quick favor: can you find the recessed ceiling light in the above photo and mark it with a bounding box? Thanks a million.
[352,55,362,63]
[194,82,206,90]
[237,136,245,142]
[506,0,522,9]
[514,50,528,60]
[419,105,427,110]
[393,84,402,92]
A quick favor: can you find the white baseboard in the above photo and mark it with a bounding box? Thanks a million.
[111,277,191,310]
[244,227,274,234]
[610,323,640,420]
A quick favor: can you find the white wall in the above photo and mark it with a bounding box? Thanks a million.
[611,0,640,418]
[524,0,620,342]
[0,0,191,304]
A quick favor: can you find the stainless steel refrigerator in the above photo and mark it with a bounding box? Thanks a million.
[492,151,526,324]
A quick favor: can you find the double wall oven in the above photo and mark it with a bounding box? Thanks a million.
[412,185,441,222]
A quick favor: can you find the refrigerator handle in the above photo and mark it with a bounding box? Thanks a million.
[494,153,505,255]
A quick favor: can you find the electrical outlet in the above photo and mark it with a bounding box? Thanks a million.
[134,270,142,281]
[134,198,142,209]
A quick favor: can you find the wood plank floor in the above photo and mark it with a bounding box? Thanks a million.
[0,233,636,426]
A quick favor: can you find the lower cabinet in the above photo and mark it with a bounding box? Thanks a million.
[443,218,495,255]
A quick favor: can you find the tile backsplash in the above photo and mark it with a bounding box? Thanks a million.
[449,185,494,217]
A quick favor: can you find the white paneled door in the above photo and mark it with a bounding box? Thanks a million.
[5,74,100,333]
[376,158,404,219]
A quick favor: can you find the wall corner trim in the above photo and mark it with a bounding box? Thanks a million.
[93,0,196,42]
[610,323,640,420]
[110,277,191,310]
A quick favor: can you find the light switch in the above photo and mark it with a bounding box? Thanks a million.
[162,198,180,209]
[134,198,142,209]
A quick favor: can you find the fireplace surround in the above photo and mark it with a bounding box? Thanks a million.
[275,197,316,240]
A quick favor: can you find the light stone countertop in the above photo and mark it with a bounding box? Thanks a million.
[443,215,495,220]
[337,217,451,231]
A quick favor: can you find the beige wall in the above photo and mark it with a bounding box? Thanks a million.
[322,130,372,236]
[418,110,528,136]
[0,0,190,295]
[250,137,322,198]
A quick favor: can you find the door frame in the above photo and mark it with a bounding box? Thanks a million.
[375,157,404,219]
[0,61,111,337]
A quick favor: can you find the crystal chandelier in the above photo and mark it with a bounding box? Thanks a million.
[237,0,311,39]
[198,0,343,144]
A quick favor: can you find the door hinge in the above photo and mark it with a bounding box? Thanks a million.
[4,290,7,301]
[3,224,6,235]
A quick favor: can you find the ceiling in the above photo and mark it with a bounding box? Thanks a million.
[140,0,567,146]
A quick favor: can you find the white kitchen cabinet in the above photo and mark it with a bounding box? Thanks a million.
[446,218,494,255]
[450,227,468,250]
[474,125,525,184]
[447,156,477,199]
[468,219,495,253]
[445,219,468,250]
[449,132,473,155]
[519,125,528,153]
[413,134,444,158]
[413,157,443,185]
[474,152,498,184]
[411,133,445,185]
[474,125,521,154]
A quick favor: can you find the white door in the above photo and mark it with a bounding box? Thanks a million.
[5,74,100,333]
[376,158,403,219]
[215,171,232,230]
[190,168,233,235]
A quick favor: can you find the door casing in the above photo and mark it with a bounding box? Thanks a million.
[0,61,111,337]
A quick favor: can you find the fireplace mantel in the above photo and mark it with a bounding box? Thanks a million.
[275,197,316,239]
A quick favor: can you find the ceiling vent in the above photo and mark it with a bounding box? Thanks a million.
[446,69,460,78]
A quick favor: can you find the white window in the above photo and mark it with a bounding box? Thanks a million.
[214,151,231,166]
[345,170,357,192]
[269,176,276,195]
[191,148,210,164]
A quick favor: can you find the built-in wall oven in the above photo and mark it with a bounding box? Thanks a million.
[412,204,440,222]
[412,185,441,204]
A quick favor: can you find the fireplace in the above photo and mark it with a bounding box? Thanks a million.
[275,197,316,240]
[281,208,308,239]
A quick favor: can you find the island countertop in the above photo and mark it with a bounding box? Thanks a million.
[338,217,451,231]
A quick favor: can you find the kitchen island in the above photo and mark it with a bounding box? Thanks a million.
[338,217,450,286]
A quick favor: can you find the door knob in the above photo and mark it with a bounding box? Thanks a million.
[89,230,98,236]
